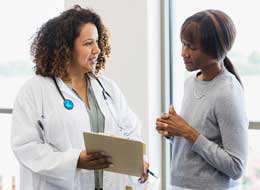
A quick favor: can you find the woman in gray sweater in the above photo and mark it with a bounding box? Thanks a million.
[156,10,248,190]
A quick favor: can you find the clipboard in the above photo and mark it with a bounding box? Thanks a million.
[83,132,146,177]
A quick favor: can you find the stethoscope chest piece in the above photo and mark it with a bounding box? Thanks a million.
[53,75,111,111]
[64,99,74,110]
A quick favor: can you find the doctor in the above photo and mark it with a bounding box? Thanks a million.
[11,5,148,190]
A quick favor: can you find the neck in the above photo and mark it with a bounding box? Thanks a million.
[198,62,223,81]
[66,64,88,86]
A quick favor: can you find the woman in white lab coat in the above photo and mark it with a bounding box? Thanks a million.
[11,5,148,190]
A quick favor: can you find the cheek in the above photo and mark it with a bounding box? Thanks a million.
[78,51,91,62]
[75,46,90,56]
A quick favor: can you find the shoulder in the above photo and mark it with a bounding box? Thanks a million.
[97,75,120,91]
[16,75,52,98]
[97,75,115,84]
[95,75,126,99]
[214,71,244,103]
[217,71,243,94]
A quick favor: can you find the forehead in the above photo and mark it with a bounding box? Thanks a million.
[78,23,99,39]
[181,21,201,45]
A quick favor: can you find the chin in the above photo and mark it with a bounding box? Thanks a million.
[185,65,196,72]
[84,65,94,72]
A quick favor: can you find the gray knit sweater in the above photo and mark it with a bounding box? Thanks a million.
[170,68,248,190]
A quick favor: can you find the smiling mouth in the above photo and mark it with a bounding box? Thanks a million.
[89,59,97,64]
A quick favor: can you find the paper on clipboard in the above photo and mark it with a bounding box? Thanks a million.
[83,132,146,177]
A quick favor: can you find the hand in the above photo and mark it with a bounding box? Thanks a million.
[138,161,149,184]
[156,105,199,143]
[77,150,113,170]
[156,105,176,138]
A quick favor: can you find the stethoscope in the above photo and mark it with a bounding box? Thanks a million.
[52,75,112,110]
[52,75,131,136]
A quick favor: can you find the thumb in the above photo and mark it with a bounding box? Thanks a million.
[169,105,177,115]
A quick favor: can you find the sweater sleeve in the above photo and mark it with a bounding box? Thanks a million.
[191,81,248,180]
[11,81,81,188]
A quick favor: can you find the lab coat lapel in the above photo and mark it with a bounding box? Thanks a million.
[90,77,118,135]
[54,77,91,133]
[56,77,82,104]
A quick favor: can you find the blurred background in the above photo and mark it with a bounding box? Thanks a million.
[0,0,259,189]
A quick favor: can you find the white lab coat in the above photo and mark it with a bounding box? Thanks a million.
[11,75,143,190]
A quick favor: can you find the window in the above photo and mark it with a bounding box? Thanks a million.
[168,0,260,189]
[0,1,64,189]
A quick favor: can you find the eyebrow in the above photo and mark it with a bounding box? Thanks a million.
[83,38,99,43]
[83,39,94,43]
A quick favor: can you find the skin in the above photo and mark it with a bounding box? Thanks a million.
[156,38,223,143]
[67,23,100,107]
[69,23,148,182]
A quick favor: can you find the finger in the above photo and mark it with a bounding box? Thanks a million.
[162,130,168,136]
[157,129,168,136]
[156,122,168,131]
[156,126,165,132]
[157,130,164,135]
[86,151,109,161]
[157,118,176,126]
[87,151,108,156]
[143,161,149,172]
[156,129,164,135]
[160,113,169,119]
[138,172,149,184]
[169,105,177,115]
[138,175,148,184]
[156,120,168,127]
[156,119,173,127]
[84,157,113,168]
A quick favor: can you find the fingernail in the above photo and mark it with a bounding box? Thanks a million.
[138,178,144,184]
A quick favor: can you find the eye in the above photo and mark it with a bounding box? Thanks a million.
[84,41,93,46]
[182,41,196,51]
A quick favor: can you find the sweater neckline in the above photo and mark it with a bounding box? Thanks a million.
[192,67,227,99]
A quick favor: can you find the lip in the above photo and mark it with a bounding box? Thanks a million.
[89,57,98,64]
[184,60,193,65]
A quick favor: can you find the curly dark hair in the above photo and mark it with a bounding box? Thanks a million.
[31,5,111,81]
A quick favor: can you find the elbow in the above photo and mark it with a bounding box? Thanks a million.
[230,170,243,180]
[229,160,246,180]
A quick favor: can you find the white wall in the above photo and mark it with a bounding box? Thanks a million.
[65,0,163,189]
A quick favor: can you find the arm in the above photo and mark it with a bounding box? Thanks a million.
[112,82,142,141]
[111,82,149,182]
[11,84,81,188]
[191,83,248,179]
[156,82,248,179]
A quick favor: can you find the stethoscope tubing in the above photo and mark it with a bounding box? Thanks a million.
[52,75,131,137]
[52,75,112,109]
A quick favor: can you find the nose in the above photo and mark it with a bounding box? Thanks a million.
[181,45,189,58]
[92,42,101,55]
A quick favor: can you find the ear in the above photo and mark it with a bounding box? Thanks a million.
[169,105,177,115]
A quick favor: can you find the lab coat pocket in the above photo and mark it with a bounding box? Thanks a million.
[38,114,70,151]
[37,117,49,144]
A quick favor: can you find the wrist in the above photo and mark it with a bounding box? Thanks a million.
[77,151,84,169]
[184,126,200,143]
